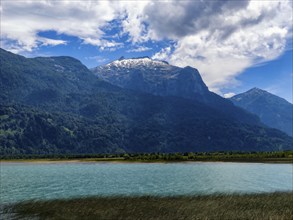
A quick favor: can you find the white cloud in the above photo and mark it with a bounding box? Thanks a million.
[1,0,292,94]
[119,1,150,43]
[85,55,108,64]
[145,0,292,92]
[1,0,151,52]
[223,93,236,98]
[1,0,120,52]
[127,46,152,53]
[38,38,67,46]
[152,47,172,60]
[83,38,124,51]
[169,33,254,92]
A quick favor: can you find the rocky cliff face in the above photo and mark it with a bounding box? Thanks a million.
[92,57,209,101]
[92,57,260,125]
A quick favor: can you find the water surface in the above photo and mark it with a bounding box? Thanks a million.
[1,162,292,204]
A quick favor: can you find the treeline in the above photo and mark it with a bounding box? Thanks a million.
[1,151,292,161]
[121,151,293,161]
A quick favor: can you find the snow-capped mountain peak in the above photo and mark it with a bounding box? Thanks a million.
[91,56,211,102]
[104,56,170,69]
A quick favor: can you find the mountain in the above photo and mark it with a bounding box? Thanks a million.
[0,48,105,107]
[92,57,259,124]
[230,88,293,136]
[1,48,292,155]
[92,57,209,100]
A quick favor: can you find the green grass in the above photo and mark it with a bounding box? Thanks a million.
[5,192,293,220]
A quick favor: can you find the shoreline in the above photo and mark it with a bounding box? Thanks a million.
[2,151,292,164]
[1,157,292,164]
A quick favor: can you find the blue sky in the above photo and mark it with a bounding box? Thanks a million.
[1,0,292,102]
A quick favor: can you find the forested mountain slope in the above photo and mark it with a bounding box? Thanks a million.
[1,48,292,155]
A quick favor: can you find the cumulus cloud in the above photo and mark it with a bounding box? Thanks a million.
[85,56,109,64]
[146,0,292,92]
[120,1,150,43]
[1,0,120,52]
[39,38,67,47]
[144,1,250,40]
[152,47,172,61]
[127,46,152,53]
[1,0,292,94]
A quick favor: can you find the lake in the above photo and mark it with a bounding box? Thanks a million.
[1,162,292,204]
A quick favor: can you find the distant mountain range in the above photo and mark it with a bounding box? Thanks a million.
[1,48,292,155]
[230,88,293,136]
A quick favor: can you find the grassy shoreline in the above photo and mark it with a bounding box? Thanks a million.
[4,192,293,220]
[1,151,293,163]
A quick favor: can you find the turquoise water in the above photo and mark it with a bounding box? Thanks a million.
[1,162,292,204]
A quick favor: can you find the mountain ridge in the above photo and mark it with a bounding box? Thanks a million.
[92,57,260,125]
[1,48,292,155]
[230,88,293,136]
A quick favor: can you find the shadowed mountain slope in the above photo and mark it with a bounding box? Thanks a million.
[230,88,293,136]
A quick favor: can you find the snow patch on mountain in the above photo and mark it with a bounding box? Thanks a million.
[91,56,212,102]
